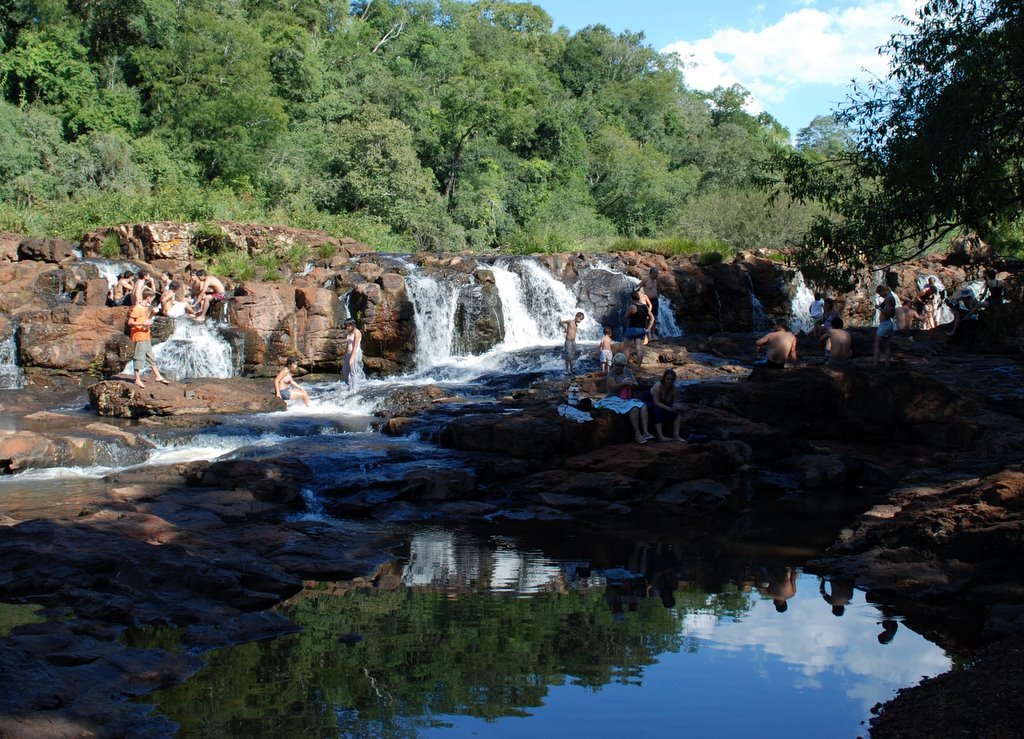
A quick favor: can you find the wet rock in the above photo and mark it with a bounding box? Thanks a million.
[655,479,733,509]
[0,428,152,474]
[453,281,504,354]
[17,304,132,373]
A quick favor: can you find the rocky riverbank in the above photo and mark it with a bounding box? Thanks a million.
[0,327,1022,735]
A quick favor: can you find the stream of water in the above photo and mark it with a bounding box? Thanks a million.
[0,256,959,736]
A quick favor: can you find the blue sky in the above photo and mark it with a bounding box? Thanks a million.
[536,0,922,135]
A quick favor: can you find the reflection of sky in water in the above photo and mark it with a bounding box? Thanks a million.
[406,530,951,738]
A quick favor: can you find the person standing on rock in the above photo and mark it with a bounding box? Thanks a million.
[598,326,614,374]
[342,318,363,392]
[642,267,661,339]
[874,285,897,367]
[559,312,584,375]
[754,322,797,369]
[809,292,825,335]
[128,290,170,388]
[625,289,652,366]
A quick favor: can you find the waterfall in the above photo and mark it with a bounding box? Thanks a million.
[0,331,24,389]
[491,258,598,348]
[405,272,461,370]
[789,273,816,335]
[85,260,136,287]
[746,274,774,332]
[145,321,234,380]
[656,295,683,338]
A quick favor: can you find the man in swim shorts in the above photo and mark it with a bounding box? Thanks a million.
[560,312,584,374]
[874,285,897,367]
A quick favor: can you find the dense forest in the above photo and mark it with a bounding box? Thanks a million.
[2,0,1019,271]
[0,0,833,255]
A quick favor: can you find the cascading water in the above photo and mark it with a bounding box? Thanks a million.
[151,321,234,380]
[86,260,137,287]
[491,259,599,348]
[789,272,816,335]
[656,295,683,338]
[405,272,461,370]
[746,273,774,332]
[0,331,24,389]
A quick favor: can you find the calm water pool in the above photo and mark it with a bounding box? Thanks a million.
[144,528,951,738]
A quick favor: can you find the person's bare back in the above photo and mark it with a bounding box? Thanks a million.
[822,328,852,363]
[755,326,797,368]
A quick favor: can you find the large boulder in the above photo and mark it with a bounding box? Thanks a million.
[0,426,153,474]
[0,262,55,314]
[17,305,132,373]
[17,237,76,263]
[89,378,286,417]
[453,277,504,354]
[0,231,20,262]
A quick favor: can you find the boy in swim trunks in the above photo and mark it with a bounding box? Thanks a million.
[598,326,614,374]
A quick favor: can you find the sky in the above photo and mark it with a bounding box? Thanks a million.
[536,0,922,135]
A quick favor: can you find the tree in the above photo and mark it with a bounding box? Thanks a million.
[777,0,1024,284]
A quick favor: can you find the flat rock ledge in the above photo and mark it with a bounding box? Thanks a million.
[89,378,285,417]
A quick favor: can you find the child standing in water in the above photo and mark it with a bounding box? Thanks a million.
[598,327,614,374]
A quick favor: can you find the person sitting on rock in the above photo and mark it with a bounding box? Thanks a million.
[593,352,654,444]
[946,286,978,337]
[754,322,797,369]
[645,368,686,443]
[275,357,310,407]
[161,281,197,319]
[821,297,842,331]
[106,271,135,307]
[193,269,228,321]
[981,268,1006,307]
[820,327,852,365]
[895,303,923,335]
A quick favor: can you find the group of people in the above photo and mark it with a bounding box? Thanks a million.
[109,267,228,322]
[273,318,363,405]
[119,267,229,386]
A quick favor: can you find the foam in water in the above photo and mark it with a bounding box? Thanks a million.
[85,259,137,288]
[123,320,234,380]
[746,273,774,333]
[789,272,816,335]
[0,331,24,389]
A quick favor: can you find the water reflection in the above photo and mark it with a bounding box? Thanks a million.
[146,529,951,738]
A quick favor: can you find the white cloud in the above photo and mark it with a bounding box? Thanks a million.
[663,1,922,111]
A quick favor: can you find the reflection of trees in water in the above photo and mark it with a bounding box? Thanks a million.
[148,585,755,735]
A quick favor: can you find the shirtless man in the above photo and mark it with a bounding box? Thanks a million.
[754,322,797,369]
[641,267,661,339]
[819,327,852,365]
[874,285,897,367]
[193,269,228,321]
[131,271,156,305]
[895,303,923,334]
[559,312,584,374]
[342,318,362,392]
[917,277,940,329]
[107,271,134,307]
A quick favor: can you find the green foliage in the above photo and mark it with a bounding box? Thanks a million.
[611,235,729,259]
[0,0,813,252]
[777,0,1024,285]
[100,231,121,258]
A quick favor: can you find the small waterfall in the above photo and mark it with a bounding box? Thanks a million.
[149,321,234,380]
[789,273,816,335]
[85,260,136,287]
[0,331,24,389]
[656,295,683,338]
[405,272,461,369]
[746,274,774,332]
[491,258,598,348]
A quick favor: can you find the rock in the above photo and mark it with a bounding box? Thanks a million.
[89,378,286,417]
[453,281,504,354]
[17,237,76,263]
[0,231,21,262]
[17,305,132,373]
[655,479,733,509]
